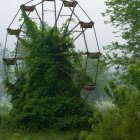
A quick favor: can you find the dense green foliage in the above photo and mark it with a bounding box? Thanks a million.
[103,0,140,71]
[80,67,140,140]
[128,61,140,90]
[103,0,140,100]
[79,0,140,139]
[3,9,93,130]
[0,130,79,140]
[1,0,140,139]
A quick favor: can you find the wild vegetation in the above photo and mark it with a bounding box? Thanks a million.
[79,0,140,139]
[3,8,93,131]
[0,0,140,139]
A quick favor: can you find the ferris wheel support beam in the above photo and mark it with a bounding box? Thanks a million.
[55,3,64,27]
[42,1,45,29]
[15,36,20,59]
[8,11,31,60]
[82,28,88,52]
[18,11,31,31]
[73,28,87,42]
[35,2,42,7]
[83,90,92,102]
[25,0,34,5]
[35,8,42,24]
[68,7,80,21]
[8,9,20,28]
[15,61,20,78]
[68,22,79,33]
[65,7,75,32]
[93,26,100,52]
[3,33,8,58]
[94,58,100,85]
[54,0,57,26]
[84,55,88,74]
[77,3,92,21]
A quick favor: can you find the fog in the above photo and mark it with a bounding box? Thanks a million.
[0,0,121,50]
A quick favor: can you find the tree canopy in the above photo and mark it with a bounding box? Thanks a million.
[103,0,140,71]
[79,0,140,139]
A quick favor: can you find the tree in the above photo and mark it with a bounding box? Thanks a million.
[102,0,140,102]
[79,1,140,139]
[80,62,140,140]
[103,0,140,72]
[4,9,93,130]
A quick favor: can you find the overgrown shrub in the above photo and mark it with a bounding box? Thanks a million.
[80,93,140,140]
[0,114,12,130]
[3,8,93,130]
[9,96,93,130]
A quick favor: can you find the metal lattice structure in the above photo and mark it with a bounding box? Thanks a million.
[3,0,102,99]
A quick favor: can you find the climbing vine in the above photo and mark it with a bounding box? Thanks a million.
[4,8,93,130]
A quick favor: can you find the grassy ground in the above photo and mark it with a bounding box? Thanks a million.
[96,101,115,113]
[0,101,115,140]
[0,130,79,140]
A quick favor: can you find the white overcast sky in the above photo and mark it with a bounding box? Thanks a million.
[0,0,122,52]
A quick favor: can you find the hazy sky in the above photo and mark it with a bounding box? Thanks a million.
[0,0,121,52]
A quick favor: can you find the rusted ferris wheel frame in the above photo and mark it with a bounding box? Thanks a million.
[3,0,102,99]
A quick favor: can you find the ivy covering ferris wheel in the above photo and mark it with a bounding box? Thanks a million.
[3,0,102,99]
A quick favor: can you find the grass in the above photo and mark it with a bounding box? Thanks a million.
[96,101,115,113]
[0,101,114,140]
[0,130,79,140]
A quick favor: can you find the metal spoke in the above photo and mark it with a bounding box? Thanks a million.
[3,0,101,103]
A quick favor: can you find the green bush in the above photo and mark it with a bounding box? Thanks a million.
[0,114,12,130]
[0,130,79,140]
[9,96,93,130]
[80,93,140,140]
[3,9,94,131]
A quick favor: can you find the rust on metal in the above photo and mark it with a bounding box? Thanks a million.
[79,21,94,28]
[7,28,21,35]
[3,58,17,65]
[20,5,35,12]
[84,84,96,91]
[63,1,78,7]
[85,52,102,59]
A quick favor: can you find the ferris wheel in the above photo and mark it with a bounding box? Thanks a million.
[3,0,102,98]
